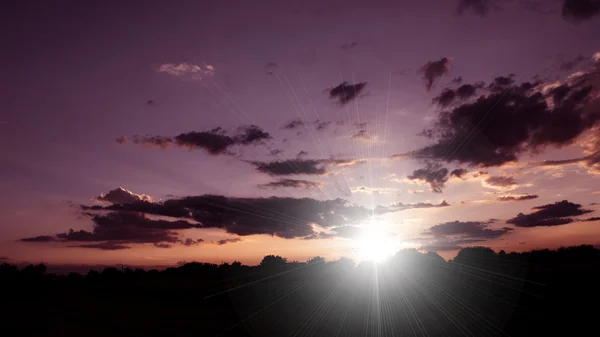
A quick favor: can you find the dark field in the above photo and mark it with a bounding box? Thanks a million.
[2,246,599,337]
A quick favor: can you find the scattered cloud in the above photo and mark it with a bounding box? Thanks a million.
[560,54,586,71]
[483,176,519,190]
[116,136,128,144]
[250,158,364,176]
[400,65,600,167]
[419,219,512,252]
[215,238,241,245]
[130,125,271,155]
[341,42,359,50]
[157,62,215,80]
[259,179,324,189]
[407,163,449,193]
[282,119,304,130]
[419,57,451,91]
[497,194,539,202]
[329,81,367,105]
[315,120,332,131]
[507,200,593,227]
[457,0,490,16]
[433,84,479,107]
[20,235,56,242]
[297,150,309,158]
[70,242,131,250]
[561,0,600,23]
[351,129,373,141]
[376,200,449,214]
[96,187,152,205]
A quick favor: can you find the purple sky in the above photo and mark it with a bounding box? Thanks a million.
[2,0,600,266]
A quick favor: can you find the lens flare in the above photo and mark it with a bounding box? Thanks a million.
[354,228,397,263]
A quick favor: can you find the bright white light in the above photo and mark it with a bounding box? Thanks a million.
[354,228,397,263]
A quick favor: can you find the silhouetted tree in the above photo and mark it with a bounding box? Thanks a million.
[260,255,287,268]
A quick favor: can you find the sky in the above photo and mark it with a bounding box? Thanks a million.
[2,0,600,267]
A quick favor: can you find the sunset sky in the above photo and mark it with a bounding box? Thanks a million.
[2,0,600,267]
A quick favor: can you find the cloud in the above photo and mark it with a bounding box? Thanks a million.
[116,136,128,144]
[315,120,332,131]
[560,54,586,71]
[282,120,304,130]
[0,256,9,261]
[297,150,309,158]
[258,179,324,189]
[507,200,593,227]
[457,0,490,16]
[96,187,152,205]
[561,0,600,23]
[265,62,277,75]
[157,62,215,80]
[215,238,241,245]
[182,238,204,246]
[376,200,449,214]
[583,217,600,222]
[483,176,519,190]
[452,76,463,84]
[341,42,359,50]
[269,149,283,156]
[153,243,172,249]
[401,66,600,167]
[251,158,364,176]
[351,129,373,141]
[450,168,468,179]
[407,163,449,193]
[130,125,271,155]
[20,235,56,242]
[497,194,539,202]
[425,220,513,239]
[433,84,479,107]
[71,242,131,250]
[419,57,451,91]
[329,81,367,105]
[20,212,200,248]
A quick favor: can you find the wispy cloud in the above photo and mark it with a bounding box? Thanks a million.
[157,62,215,80]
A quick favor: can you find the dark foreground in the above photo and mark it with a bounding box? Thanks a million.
[2,246,600,337]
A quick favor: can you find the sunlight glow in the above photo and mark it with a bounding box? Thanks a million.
[354,227,398,263]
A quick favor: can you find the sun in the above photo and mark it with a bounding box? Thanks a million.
[354,227,397,263]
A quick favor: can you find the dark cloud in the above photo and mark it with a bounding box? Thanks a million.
[341,42,358,50]
[235,125,272,145]
[433,89,456,107]
[153,243,172,248]
[215,238,241,245]
[433,84,478,107]
[419,57,451,91]
[484,176,518,188]
[20,235,56,242]
[457,0,490,16]
[297,150,309,158]
[314,120,332,131]
[269,149,283,156]
[407,163,449,193]
[251,158,364,176]
[21,211,200,249]
[450,168,468,179]
[507,200,593,227]
[425,220,513,239]
[329,81,367,105]
[351,129,373,141]
[451,76,463,84]
[401,67,600,167]
[281,119,304,130]
[561,0,600,23]
[560,54,586,71]
[69,242,131,250]
[583,217,600,221]
[0,256,9,260]
[96,187,152,205]
[131,125,271,155]
[265,62,277,75]
[182,238,204,246]
[497,194,539,202]
[258,179,324,189]
[376,200,449,214]
[73,193,424,240]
